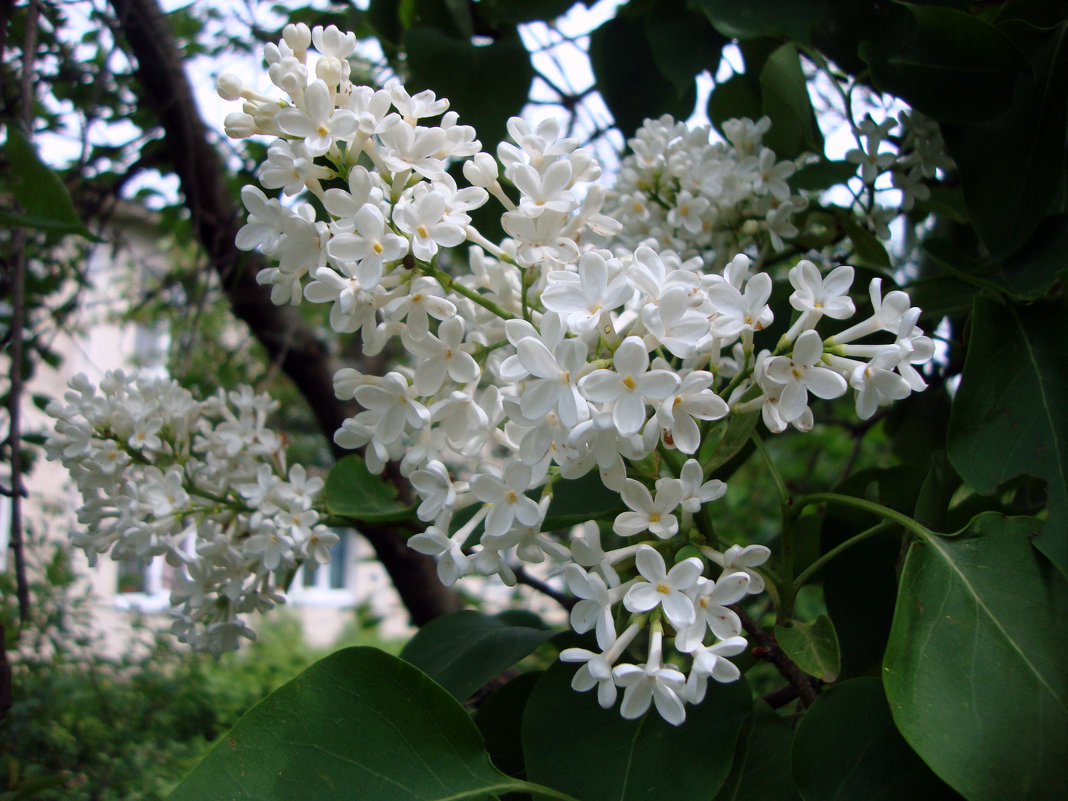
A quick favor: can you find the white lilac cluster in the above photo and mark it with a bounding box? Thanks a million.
[211,23,935,723]
[603,115,803,264]
[845,110,953,231]
[43,371,334,655]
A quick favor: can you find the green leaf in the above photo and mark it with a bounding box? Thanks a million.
[714,706,800,801]
[789,159,857,192]
[774,615,840,683]
[590,13,695,138]
[696,0,824,44]
[399,611,556,701]
[793,678,961,801]
[1,125,95,239]
[543,471,624,531]
[708,72,764,139]
[941,21,1067,256]
[523,661,752,801]
[947,295,1068,577]
[474,671,542,784]
[324,454,415,523]
[859,5,1029,124]
[838,210,891,269]
[883,515,1068,801]
[759,44,822,158]
[170,646,533,801]
[703,410,760,475]
[645,5,727,96]
[405,25,534,147]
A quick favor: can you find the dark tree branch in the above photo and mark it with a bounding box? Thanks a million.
[107,0,461,626]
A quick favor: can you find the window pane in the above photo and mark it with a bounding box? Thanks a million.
[328,535,347,589]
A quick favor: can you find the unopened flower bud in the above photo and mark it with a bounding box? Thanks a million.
[463,152,499,188]
[283,22,311,59]
[224,112,256,139]
[316,56,346,88]
[217,73,245,101]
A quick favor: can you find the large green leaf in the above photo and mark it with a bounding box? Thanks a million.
[645,5,726,96]
[170,647,540,801]
[792,678,961,801]
[947,294,1068,577]
[941,21,1067,256]
[589,13,694,138]
[759,44,822,158]
[883,515,1068,801]
[714,706,800,801]
[523,661,752,801]
[324,454,415,523]
[1,125,95,239]
[400,610,556,701]
[859,5,1028,124]
[696,0,824,44]
[405,25,534,148]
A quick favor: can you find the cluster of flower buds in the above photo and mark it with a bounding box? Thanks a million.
[44,371,334,655]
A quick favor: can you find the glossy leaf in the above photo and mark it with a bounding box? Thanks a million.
[405,25,534,148]
[759,44,822,158]
[715,706,800,801]
[524,661,751,801]
[324,454,415,523]
[1,126,95,239]
[474,671,542,785]
[859,5,1028,124]
[703,410,760,475]
[170,647,532,801]
[838,211,891,269]
[941,21,1067,256]
[793,678,960,801]
[883,515,1068,801]
[696,0,823,44]
[774,615,840,683]
[645,5,726,96]
[543,471,625,531]
[590,13,694,138]
[399,610,556,701]
[947,295,1068,577]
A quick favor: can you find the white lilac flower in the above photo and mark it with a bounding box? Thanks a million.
[613,478,683,539]
[578,336,679,437]
[623,544,703,629]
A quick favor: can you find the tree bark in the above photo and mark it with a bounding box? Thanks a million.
[107,0,461,626]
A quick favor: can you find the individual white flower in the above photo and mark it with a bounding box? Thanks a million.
[393,191,466,262]
[678,459,726,514]
[409,460,457,522]
[685,636,748,703]
[788,261,855,321]
[658,371,728,454]
[613,477,683,539]
[675,572,750,652]
[326,204,409,288]
[707,543,771,594]
[540,250,633,335]
[276,80,357,156]
[382,277,457,340]
[565,564,617,650]
[623,544,703,628]
[470,461,543,539]
[765,330,847,423]
[408,525,470,585]
[403,317,480,396]
[612,628,688,725]
[560,622,641,710]
[578,336,679,437]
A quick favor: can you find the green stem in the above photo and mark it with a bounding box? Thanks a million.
[793,492,937,542]
[509,780,586,801]
[414,258,516,321]
[791,520,893,592]
[751,431,789,506]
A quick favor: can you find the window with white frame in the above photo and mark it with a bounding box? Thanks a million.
[287,531,355,606]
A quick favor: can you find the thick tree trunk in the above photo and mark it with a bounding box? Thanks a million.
[108,0,461,626]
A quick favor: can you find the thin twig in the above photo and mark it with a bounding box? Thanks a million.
[736,606,820,708]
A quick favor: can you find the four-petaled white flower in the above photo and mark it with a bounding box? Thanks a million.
[623,544,703,629]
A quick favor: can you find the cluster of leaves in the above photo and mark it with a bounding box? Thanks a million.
[0,542,362,801]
